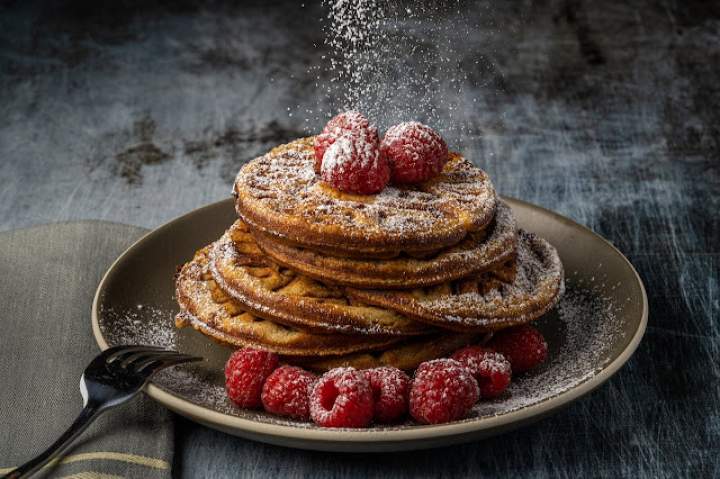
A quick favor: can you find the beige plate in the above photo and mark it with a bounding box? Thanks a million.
[92,197,647,452]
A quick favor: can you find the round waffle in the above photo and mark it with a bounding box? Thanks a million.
[175,248,403,356]
[347,231,565,332]
[253,201,518,289]
[294,333,488,372]
[208,222,432,336]
[233,137,497,257]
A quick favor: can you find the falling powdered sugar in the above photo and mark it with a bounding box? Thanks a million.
[306,1,501,148]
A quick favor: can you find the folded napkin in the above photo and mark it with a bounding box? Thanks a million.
[0,221,173,478]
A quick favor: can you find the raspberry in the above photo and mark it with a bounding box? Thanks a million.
[409,359,479,425]
[309,367,374,428]
[451,346,512,399]
[224,348,279,408]
[364,367,410,424]
[314,111,374,173]
[261,365,316,420]
[320,131,389,195]
[380,121,448,184]
[488,325,548,374]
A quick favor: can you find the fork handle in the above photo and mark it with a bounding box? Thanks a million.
[3,402,103,479]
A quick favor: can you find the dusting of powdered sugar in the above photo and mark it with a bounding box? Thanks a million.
[99,278,626,430]
[321,135,354,173]
[471,281,624,418]
[320,132,381,175]
[462,350,512,377]
[383,121,436,144]
[302,1,500,148]
[100,303,178,349]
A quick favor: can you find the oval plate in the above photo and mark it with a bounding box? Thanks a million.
[92,197,647,452]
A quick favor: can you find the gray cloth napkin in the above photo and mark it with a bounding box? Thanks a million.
[0,221,173,478]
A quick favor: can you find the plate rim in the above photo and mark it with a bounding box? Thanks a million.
[91,196,648,445]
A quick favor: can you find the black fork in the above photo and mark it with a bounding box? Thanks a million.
[3,345,201,479]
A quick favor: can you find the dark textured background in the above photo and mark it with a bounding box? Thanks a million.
[1,0,718,477]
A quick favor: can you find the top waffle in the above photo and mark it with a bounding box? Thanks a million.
[233,137,497,257]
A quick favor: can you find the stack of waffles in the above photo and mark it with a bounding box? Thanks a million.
[175,138,564,371]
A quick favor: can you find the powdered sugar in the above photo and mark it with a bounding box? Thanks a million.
[480,353,512,374]
[453,346,512,377]
[471,283,623,418]
[323,111,370,135]
[321,134,354,173]
[315,111,379,172]
[320,131,382,174]
[383,121,436,145]
[311,1,494,148]
[100,303,177,349]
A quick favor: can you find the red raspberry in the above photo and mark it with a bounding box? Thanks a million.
[488,325,548,374]
[320,131,389,195]
[451,346,512,399]
[380,121,449,184]
[314,111,374,173]
[309,367,374,428]
[364,367,410,424]
[224,348,279,408]
[409,359,479,425]
[261,365,316,420]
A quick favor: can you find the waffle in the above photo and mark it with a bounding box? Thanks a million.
[295,333,488,372]
[175,248,404,356]
[347,231,565,332]
[233,137,497,258]
[208,222,432,336]
[253,201,517,289]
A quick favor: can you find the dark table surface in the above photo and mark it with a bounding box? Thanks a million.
[1,0,718,477]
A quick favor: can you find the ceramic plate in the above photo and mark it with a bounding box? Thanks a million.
[92,197,647,452]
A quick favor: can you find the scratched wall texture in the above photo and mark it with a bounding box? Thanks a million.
[0,0,718,477]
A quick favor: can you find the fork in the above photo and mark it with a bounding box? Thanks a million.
[3,345,201,479]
